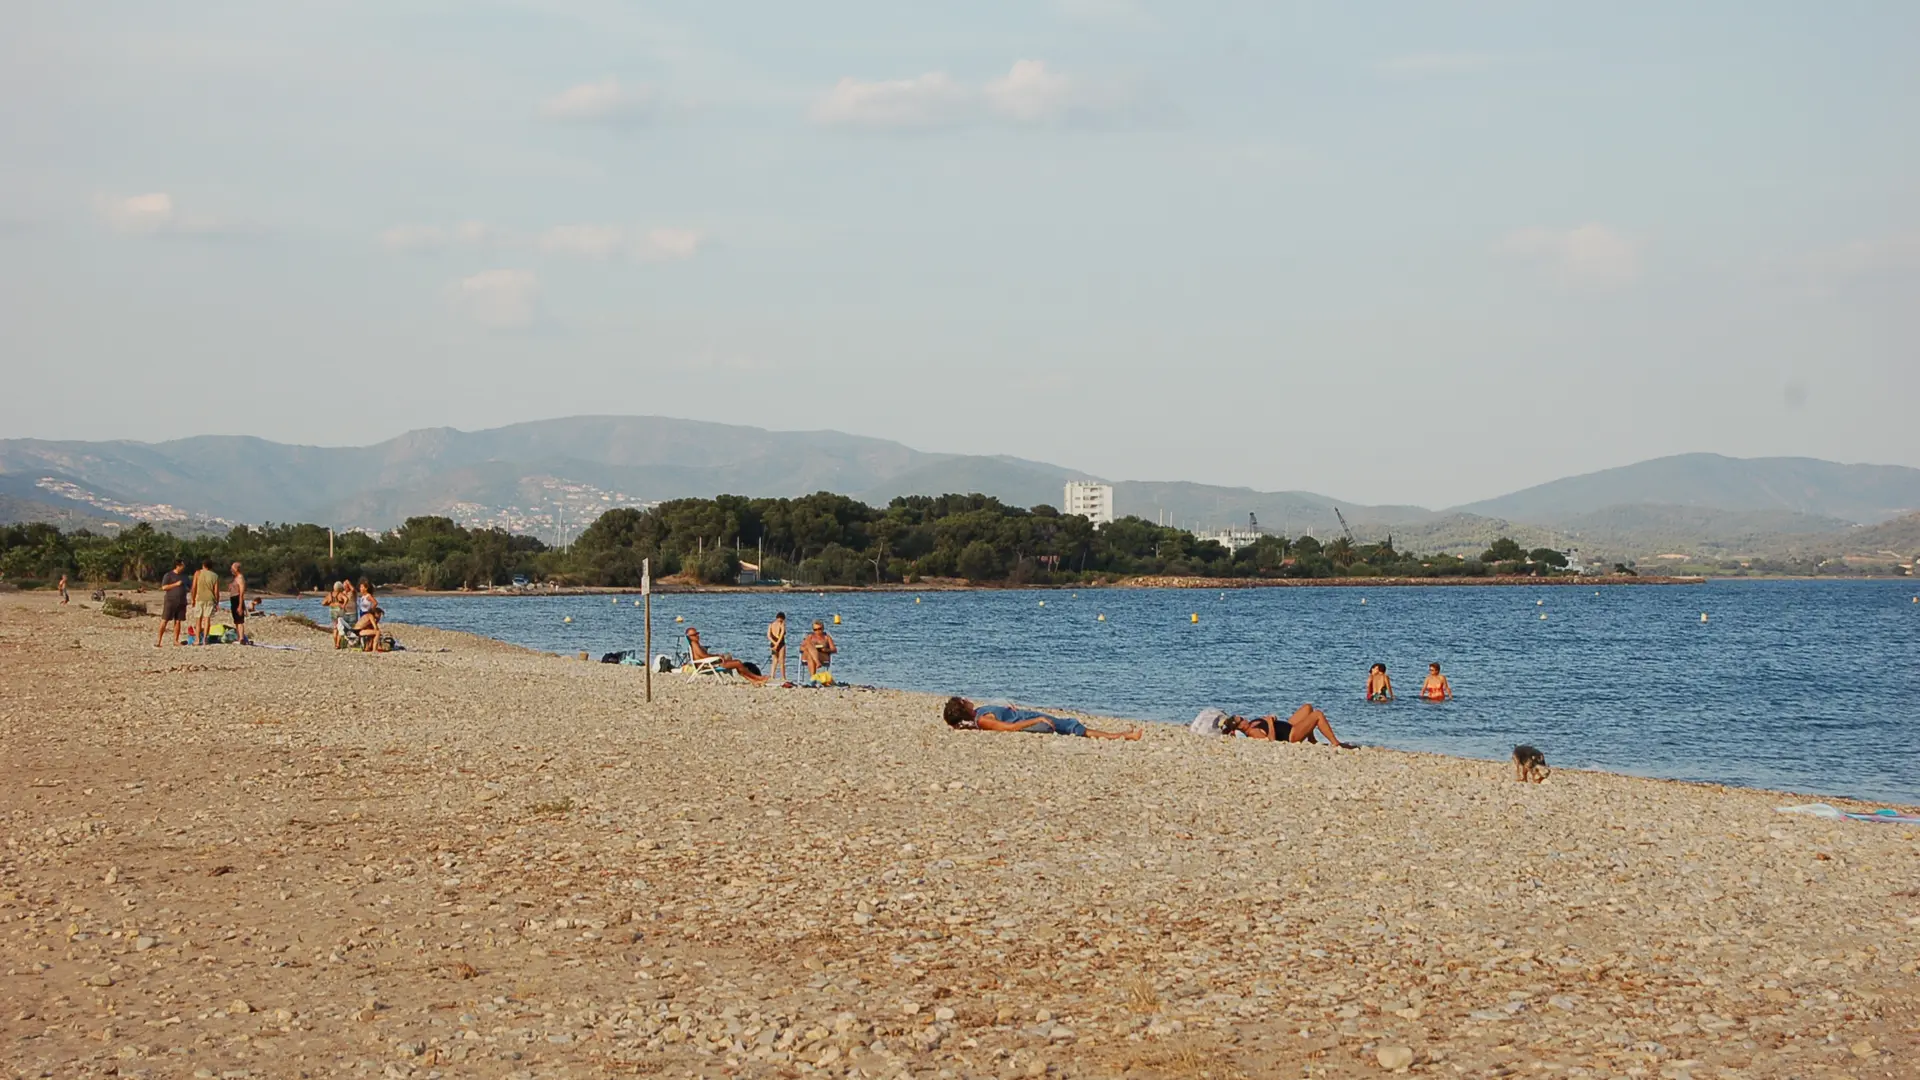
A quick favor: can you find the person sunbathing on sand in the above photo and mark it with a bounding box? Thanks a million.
[685,627,771,683]
[1223,704,1350,747]
[1366,663,1395,702]
[942,697,1142,740]
[1420,662,1452,701]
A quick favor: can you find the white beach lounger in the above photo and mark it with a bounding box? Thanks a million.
[686,655,728,678]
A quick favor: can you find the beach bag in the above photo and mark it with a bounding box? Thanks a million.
[1188,708,1229,735]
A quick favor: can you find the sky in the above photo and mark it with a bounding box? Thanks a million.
[2,1,1917,508]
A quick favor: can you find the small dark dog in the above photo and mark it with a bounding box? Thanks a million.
[1513,745,1550,783]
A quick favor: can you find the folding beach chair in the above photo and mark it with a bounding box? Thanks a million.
[685,654,728,678]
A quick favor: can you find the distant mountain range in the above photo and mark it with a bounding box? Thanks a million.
[3,419,1918,562]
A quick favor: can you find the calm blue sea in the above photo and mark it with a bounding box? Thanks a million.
[265,579,1920,804]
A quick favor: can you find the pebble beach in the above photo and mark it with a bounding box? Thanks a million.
[3,591,1916,1079]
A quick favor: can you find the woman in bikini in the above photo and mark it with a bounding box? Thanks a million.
[1223,704,1350,747]
[1419,662,1452,701]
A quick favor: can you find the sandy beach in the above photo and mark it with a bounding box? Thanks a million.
[2,591,1916,1080]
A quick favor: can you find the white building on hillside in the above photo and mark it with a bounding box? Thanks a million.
[1063,481,1114,525]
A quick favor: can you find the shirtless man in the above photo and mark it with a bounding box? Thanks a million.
[942,697,1142,741]
[228,562,249,644]
[801,621,837,676]
[57,574,69,605]
[766,612,789,681]
[1365,663,1395,702]
[1419,662,1452,701]
[685,627,771,683]
[1224,704,1350,747]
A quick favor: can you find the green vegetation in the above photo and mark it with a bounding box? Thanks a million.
[0,519,549,593]
[1,495,1605,591]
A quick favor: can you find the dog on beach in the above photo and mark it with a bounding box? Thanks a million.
[1513,745,1550,783]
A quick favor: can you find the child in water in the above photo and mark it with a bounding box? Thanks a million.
[1420,662,1452,701]
[1365,663,1394,702]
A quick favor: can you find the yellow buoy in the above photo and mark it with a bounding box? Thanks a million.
[563,616,572,623]
[612,598,618,605]
[1190,613,1199,623]
[832,614,841,624]
[675,615,684,623]
[1539,613,1547,620]
[1701,613,1709,623]
[915,597,921,604]
[1038,600,1045,607]
[634,599,642,606]
[1097,613,1106,621]
[1536,599,1544,606]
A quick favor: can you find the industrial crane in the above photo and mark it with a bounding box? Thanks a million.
[1333,507,1355,543]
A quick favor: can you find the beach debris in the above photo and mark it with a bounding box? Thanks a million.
[1376,1045,1415,1070]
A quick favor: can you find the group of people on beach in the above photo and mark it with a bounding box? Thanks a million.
[154,559,256,646]
[323,579,389,651]
[672,606,1457,749]
[938,661,1458,746]
[679,611,838,685]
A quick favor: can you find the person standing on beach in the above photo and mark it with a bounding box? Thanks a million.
[57,574,69,605]
[188,558,221,644]
[156,559,188,646]
[228,561,249,645]
[766,612,789,681]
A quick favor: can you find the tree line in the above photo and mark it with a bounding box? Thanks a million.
[2,493,1584,591]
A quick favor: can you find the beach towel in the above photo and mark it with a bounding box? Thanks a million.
[1776,803,1920,825]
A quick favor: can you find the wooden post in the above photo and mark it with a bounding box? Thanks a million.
[642,557,652,704]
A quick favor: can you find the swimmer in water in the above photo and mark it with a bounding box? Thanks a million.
[1365,663,1394,702]
[1419,662,1452,702]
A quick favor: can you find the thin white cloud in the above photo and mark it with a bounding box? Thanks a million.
[635,228,703,261]
[1809,234,1920,280]
[96,192,236,236]
[446,269,540,330]
[812,61,1146,131]
[538,224,629,259]
[1501,224,1641,286]
[985,60,1080,123]
[1379,52,1495,78]
[380,220,497,253]
[810,72,971,131]
[541,78,657,124]
[386,221,701,262]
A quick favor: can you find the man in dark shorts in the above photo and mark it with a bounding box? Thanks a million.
[156,558,188,646]
[228,561,249,644]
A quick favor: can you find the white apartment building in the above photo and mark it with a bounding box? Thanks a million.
[1063,481,1115,525]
